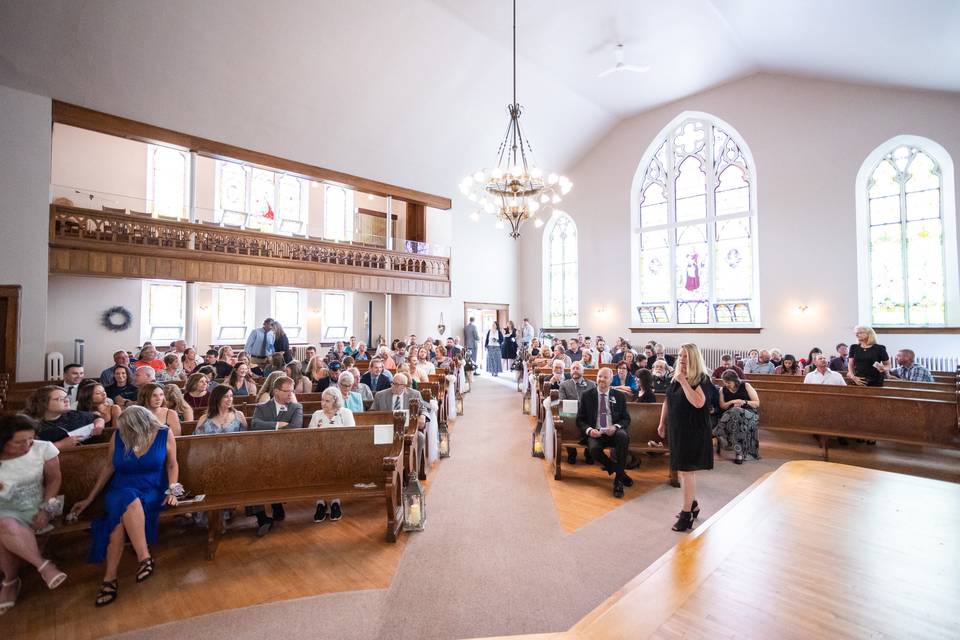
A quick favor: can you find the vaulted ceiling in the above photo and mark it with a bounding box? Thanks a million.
[0,0,957,202]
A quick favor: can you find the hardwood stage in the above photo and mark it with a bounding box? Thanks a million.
[481,460,960,640]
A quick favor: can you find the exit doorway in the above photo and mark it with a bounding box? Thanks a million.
[463,302,509,371]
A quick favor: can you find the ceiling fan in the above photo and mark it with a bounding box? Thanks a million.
[598,43,651,78]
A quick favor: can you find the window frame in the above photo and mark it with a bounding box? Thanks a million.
[146,144,190,219]
[541,212,580,329]
[323,184,355,242]
[140,280,186,345]
[210,285,253,345]
[855,135,958,327]
[213,159,310,235]
[322,291,352,339]
[630,111,761,328]
[271,288,307,341]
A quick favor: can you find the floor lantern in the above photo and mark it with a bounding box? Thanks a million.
[438,422,451,458]
[402,474,426,531]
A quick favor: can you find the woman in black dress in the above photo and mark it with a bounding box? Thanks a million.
[657,343,713,532]
[501,321,518,372]
[847,326,889,387]
[272,321,292,364]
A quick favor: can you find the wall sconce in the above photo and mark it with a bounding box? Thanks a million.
[198,304,210,314]
[309,307,321,316]
[793,304,809,316]
[596,305,607,315]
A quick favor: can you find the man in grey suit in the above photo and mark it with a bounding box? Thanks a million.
[463,317,480,372]
[371,373,429,455]
[559,361,596,466]
[248,376,303,535]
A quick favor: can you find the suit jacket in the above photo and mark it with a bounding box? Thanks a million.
[463,323,480,352]
[361,371,392,393]
[371,387,428,418]
[250,400,304,431]
[559,377,596,401]
[576,387,630,440]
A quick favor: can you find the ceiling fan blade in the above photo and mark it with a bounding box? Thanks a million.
[621,64,651,73]
[597,66,619,79]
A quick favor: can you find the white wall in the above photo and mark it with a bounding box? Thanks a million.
[0,86,50,379]
[518,73,960,359]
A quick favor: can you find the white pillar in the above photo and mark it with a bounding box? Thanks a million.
[185,282,198,349]
[384,293,393,344]
[386,196,393,251]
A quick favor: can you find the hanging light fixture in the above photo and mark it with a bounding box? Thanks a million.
[460,0,572,239]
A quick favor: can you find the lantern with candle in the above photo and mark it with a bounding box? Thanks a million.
[402,474,426,531]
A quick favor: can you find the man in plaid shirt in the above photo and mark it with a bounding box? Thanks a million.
[888,349,934,383]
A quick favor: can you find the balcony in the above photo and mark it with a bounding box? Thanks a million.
[48,205,451,297]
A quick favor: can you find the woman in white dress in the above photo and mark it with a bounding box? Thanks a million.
[307,387,354,523]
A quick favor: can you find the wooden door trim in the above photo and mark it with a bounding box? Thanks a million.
[0,285,21,382]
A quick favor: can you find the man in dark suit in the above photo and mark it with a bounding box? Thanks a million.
[576,367,632,497]
[360,358,393,393]
[248,376,303,535]
[372,373,428,453]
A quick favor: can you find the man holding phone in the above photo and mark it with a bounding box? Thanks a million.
[576,368,632,498]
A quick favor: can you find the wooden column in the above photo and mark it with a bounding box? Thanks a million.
[406,203,427,243]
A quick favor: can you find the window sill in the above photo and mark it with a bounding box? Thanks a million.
[873,326,960,334]
[630,326,763,334]
[541,327,581,333]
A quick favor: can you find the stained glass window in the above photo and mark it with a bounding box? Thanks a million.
[633,114,757,325]
[214,160,309,233]
[866,145,945,325]
[543,212,579,328]
[147,145,188,218]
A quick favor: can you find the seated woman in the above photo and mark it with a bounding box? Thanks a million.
[195,365,220,390]
[308,357,332,393]
[804,347,823,374]
[195,385,247,434]
[181,353,198,376]
[136,383,182,436]
[375,346,397,370]
[183,373,211,411]
[104,365,138,407]
[353,343,371,362]
[0,415,69,614]
[622,350,640,375]
[774,354,802,376]
[611,363,637,397]
[163,384,194,423]
[77,381,121,426]
[714,370,761,464]
[335,371,365,414]
[307,387,354,524]
[24,386,105,451]
[528,338,542,358]
[262,353,286,377]
[415,348,436,379]
[348,367,374,403]
[635,368,657,403]
[155,354,185,383]
[397,363,419,390]
[225,362,258,398]
[435,345,453,371]
[70,406,179,607]
[650,360,671,394]
[284,362,312,395]
[256,371,286,404]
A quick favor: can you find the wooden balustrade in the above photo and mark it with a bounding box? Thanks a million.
[48,205,451,296]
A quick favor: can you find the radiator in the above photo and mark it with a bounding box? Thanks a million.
[46,352,64,381]
[290,344,309,363]
[915,355,958,372]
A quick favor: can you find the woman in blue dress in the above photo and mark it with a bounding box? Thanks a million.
[195,385,247,434]
[69,405,179,606]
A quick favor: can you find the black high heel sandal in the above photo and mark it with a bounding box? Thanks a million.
[95,580,118,607]
[677,500,700,520]
[672,511,694,532]
[136,557,155,583]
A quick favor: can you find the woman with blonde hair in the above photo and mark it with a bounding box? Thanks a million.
[163,384,193,423]
[657,343,714,532]
[256,371,288,404]
[70,406,179,606]
[284,362,312,395]
[225,362,258,398]
[848,325,890,387]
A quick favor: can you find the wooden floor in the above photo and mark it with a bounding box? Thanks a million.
[5,499,408,639]
[483,460,960,639]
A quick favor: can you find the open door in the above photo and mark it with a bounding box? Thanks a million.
[464,302,509,371]
[0,286,20,382]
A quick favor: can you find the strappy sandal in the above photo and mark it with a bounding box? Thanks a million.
[0,577,22,615]
[37,559,67,589]
[136,556,155,583]
[95,579,118,607]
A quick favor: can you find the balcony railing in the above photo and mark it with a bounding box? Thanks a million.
[48,205,451,296]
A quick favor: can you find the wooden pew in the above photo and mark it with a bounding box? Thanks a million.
[551,393,678,486]
[53,415,407,559]
[743,372,955,392]
[735,378,954,402]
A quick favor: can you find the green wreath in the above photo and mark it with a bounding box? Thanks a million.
[101,306,133,332]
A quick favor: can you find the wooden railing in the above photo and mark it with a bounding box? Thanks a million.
[48,205,451,296]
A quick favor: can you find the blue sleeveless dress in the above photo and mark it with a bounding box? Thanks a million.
[89,429,169,563]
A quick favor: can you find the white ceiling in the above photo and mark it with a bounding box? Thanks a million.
[0,0,957,199]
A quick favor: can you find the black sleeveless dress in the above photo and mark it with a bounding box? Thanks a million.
[666,374,714,472]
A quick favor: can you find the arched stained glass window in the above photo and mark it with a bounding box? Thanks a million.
[542,212,579,328]
[147,145,188,218]
[631,112,758,325]
[214,160,309,233]
[857,137,958,326]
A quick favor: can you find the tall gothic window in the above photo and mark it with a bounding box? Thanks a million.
[857,137,957,326]
[542,212,579,328]
[631,112,758,325]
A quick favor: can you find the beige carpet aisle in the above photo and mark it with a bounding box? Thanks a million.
[116,376,779,640]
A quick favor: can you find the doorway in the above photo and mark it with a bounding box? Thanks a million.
[0,286,20,382]
[463,302,509,371]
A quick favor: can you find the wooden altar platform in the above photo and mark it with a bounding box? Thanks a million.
[479,460,960,639]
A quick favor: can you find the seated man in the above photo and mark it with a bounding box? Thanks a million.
[371,373,428,455]
[248,376,303,535]
[203,349,218,367]
[888,348,934,382]
[803,354,846,385]
[100,350,136,387]
[551,345,572,368]
[560,361,596,465]
[360,358,393,393]
[61,363,85,409]
[133,365,156,387]
[133,345,164,371]
[650,359,671,393]
[546,359,569,391]
[829,343,849,372]
[654,343,675,367]
[576,368,632,498]
[711,354,744,379]
[301,345,317,376]
[743,349,775,374]
[565,338,583,362]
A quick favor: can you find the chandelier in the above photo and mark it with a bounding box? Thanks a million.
[459,0,571,239]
